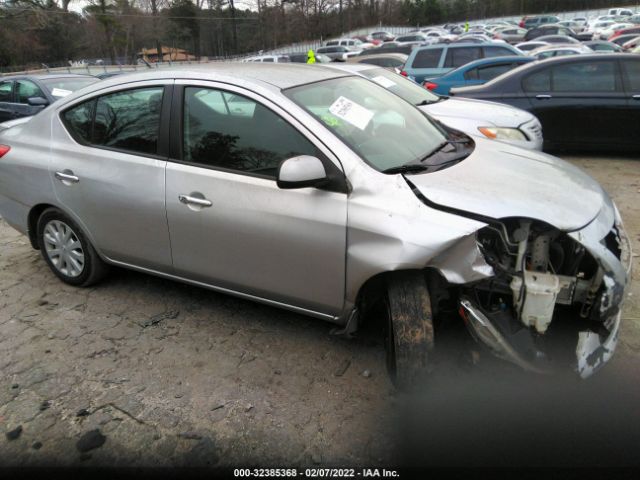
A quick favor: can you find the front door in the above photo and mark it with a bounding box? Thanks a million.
[165,83,348,316]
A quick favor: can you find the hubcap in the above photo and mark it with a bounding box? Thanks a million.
[43,220,85,278]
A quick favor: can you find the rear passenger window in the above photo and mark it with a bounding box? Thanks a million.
[552,61,617,92]
[444,47,481,68]
[622,60,640,91]
[474,63,513,81]
[412,48,442,68]
[93,87,164,155]
[182,87,319,178]
[523,69,551,91]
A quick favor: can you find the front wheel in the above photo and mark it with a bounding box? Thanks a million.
[37,208,108,287]
[385,271,435,390]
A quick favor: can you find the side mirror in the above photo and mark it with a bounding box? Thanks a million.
[277,155,328,190]
[27,97,49,107]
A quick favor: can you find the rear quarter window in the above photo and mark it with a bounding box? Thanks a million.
[411,48,443,68]
[444,47,482,68]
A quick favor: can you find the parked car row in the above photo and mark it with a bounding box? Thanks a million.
[0,63,631,389]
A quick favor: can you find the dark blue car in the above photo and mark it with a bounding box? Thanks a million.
[423,56,535,95]
[0,74,98,123]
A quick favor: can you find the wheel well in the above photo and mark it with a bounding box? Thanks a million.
[356,268,451,328]
[27,203,56,249]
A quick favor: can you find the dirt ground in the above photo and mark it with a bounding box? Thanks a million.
[0,155,638,468]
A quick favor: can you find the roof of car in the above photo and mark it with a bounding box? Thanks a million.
[0,73,96,80]
[64,63,349,93]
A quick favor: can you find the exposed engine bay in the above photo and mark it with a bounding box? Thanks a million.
[458,218,630,378]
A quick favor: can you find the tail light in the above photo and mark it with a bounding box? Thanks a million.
[400,70,408,77]
[0,145,10,158]
[424,82,438,91]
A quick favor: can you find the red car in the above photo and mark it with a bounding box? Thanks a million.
[609,26,640,41]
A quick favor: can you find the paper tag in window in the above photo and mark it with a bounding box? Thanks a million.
[371,76,396,89]
[51,88,72,97]
[329,96,373,130]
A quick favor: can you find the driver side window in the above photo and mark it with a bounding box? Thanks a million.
[182,87,319,178]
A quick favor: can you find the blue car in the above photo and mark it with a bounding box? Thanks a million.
[423,56,535,95]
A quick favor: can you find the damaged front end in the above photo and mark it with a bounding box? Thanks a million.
[458,211,632,378]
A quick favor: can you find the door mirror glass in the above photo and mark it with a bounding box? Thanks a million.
[277,155,327,189]
[27,96,49,107]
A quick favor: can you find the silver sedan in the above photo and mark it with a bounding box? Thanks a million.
[0,64,632,388]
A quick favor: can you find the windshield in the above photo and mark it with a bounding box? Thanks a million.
[359,67,441,105]
[284,76,448,172]
[41,77,99,98]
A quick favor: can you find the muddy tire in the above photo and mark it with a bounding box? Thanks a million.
[385,271,435,390]
[37,208,108,287]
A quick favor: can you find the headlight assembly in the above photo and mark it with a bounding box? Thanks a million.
[478,126,527,141]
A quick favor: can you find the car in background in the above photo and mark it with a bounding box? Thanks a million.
[528,44,593,60]
[324,38,370,49]
[241,55,290,63]
[395,33,428,45]
[582,40,625,52]
[597,22,634,40]
[534,35,581,45]
[557,20,585,33]
[515,41,550,52]
[629,14,640,24]
[525,25,578,41]
[608,8,633,16]
[287,52,332,63]
[0,73,98,123]
[358,43,416,57]
[422,56,535,95]
[315,45,361,61]
[493,27,528,44]
[520,15,560,29]
[403,42,522,83]
[584,20,616,39]
[370,31,395,42]
[346,53,408,70]
[610,33,640,46]
[609,25,640,41]
[622,36,640,50]
[450,53,640,152]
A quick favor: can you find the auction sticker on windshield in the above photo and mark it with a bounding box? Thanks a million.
[51,88,73,97]
[329,96,373,130]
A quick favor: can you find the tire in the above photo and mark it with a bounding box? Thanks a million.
[37,208,108,287]
[385,271,435,390]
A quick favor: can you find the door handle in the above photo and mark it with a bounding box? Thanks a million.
[55,171,79,184]
[632,95,640,100]
[178,194,212,208]
[535,94,552,100]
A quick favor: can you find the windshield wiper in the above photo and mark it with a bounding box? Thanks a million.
[419,138,471,163]
[382,164,430,175]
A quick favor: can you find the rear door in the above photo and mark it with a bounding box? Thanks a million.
[164,82,348,316]
[523,59,625,148]
[620,57,640,149]
[50,81,173,270]
[0,80,15,122]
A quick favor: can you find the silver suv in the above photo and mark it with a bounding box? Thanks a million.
[0,64,631,388]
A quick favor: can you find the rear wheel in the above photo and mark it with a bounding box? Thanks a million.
[385,271,435,390]
[37,208,108,287]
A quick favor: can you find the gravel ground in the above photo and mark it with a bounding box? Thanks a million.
[0,155,638,468]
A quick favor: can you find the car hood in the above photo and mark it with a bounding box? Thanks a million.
[407,137,609,231]
[421,97,534,127]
